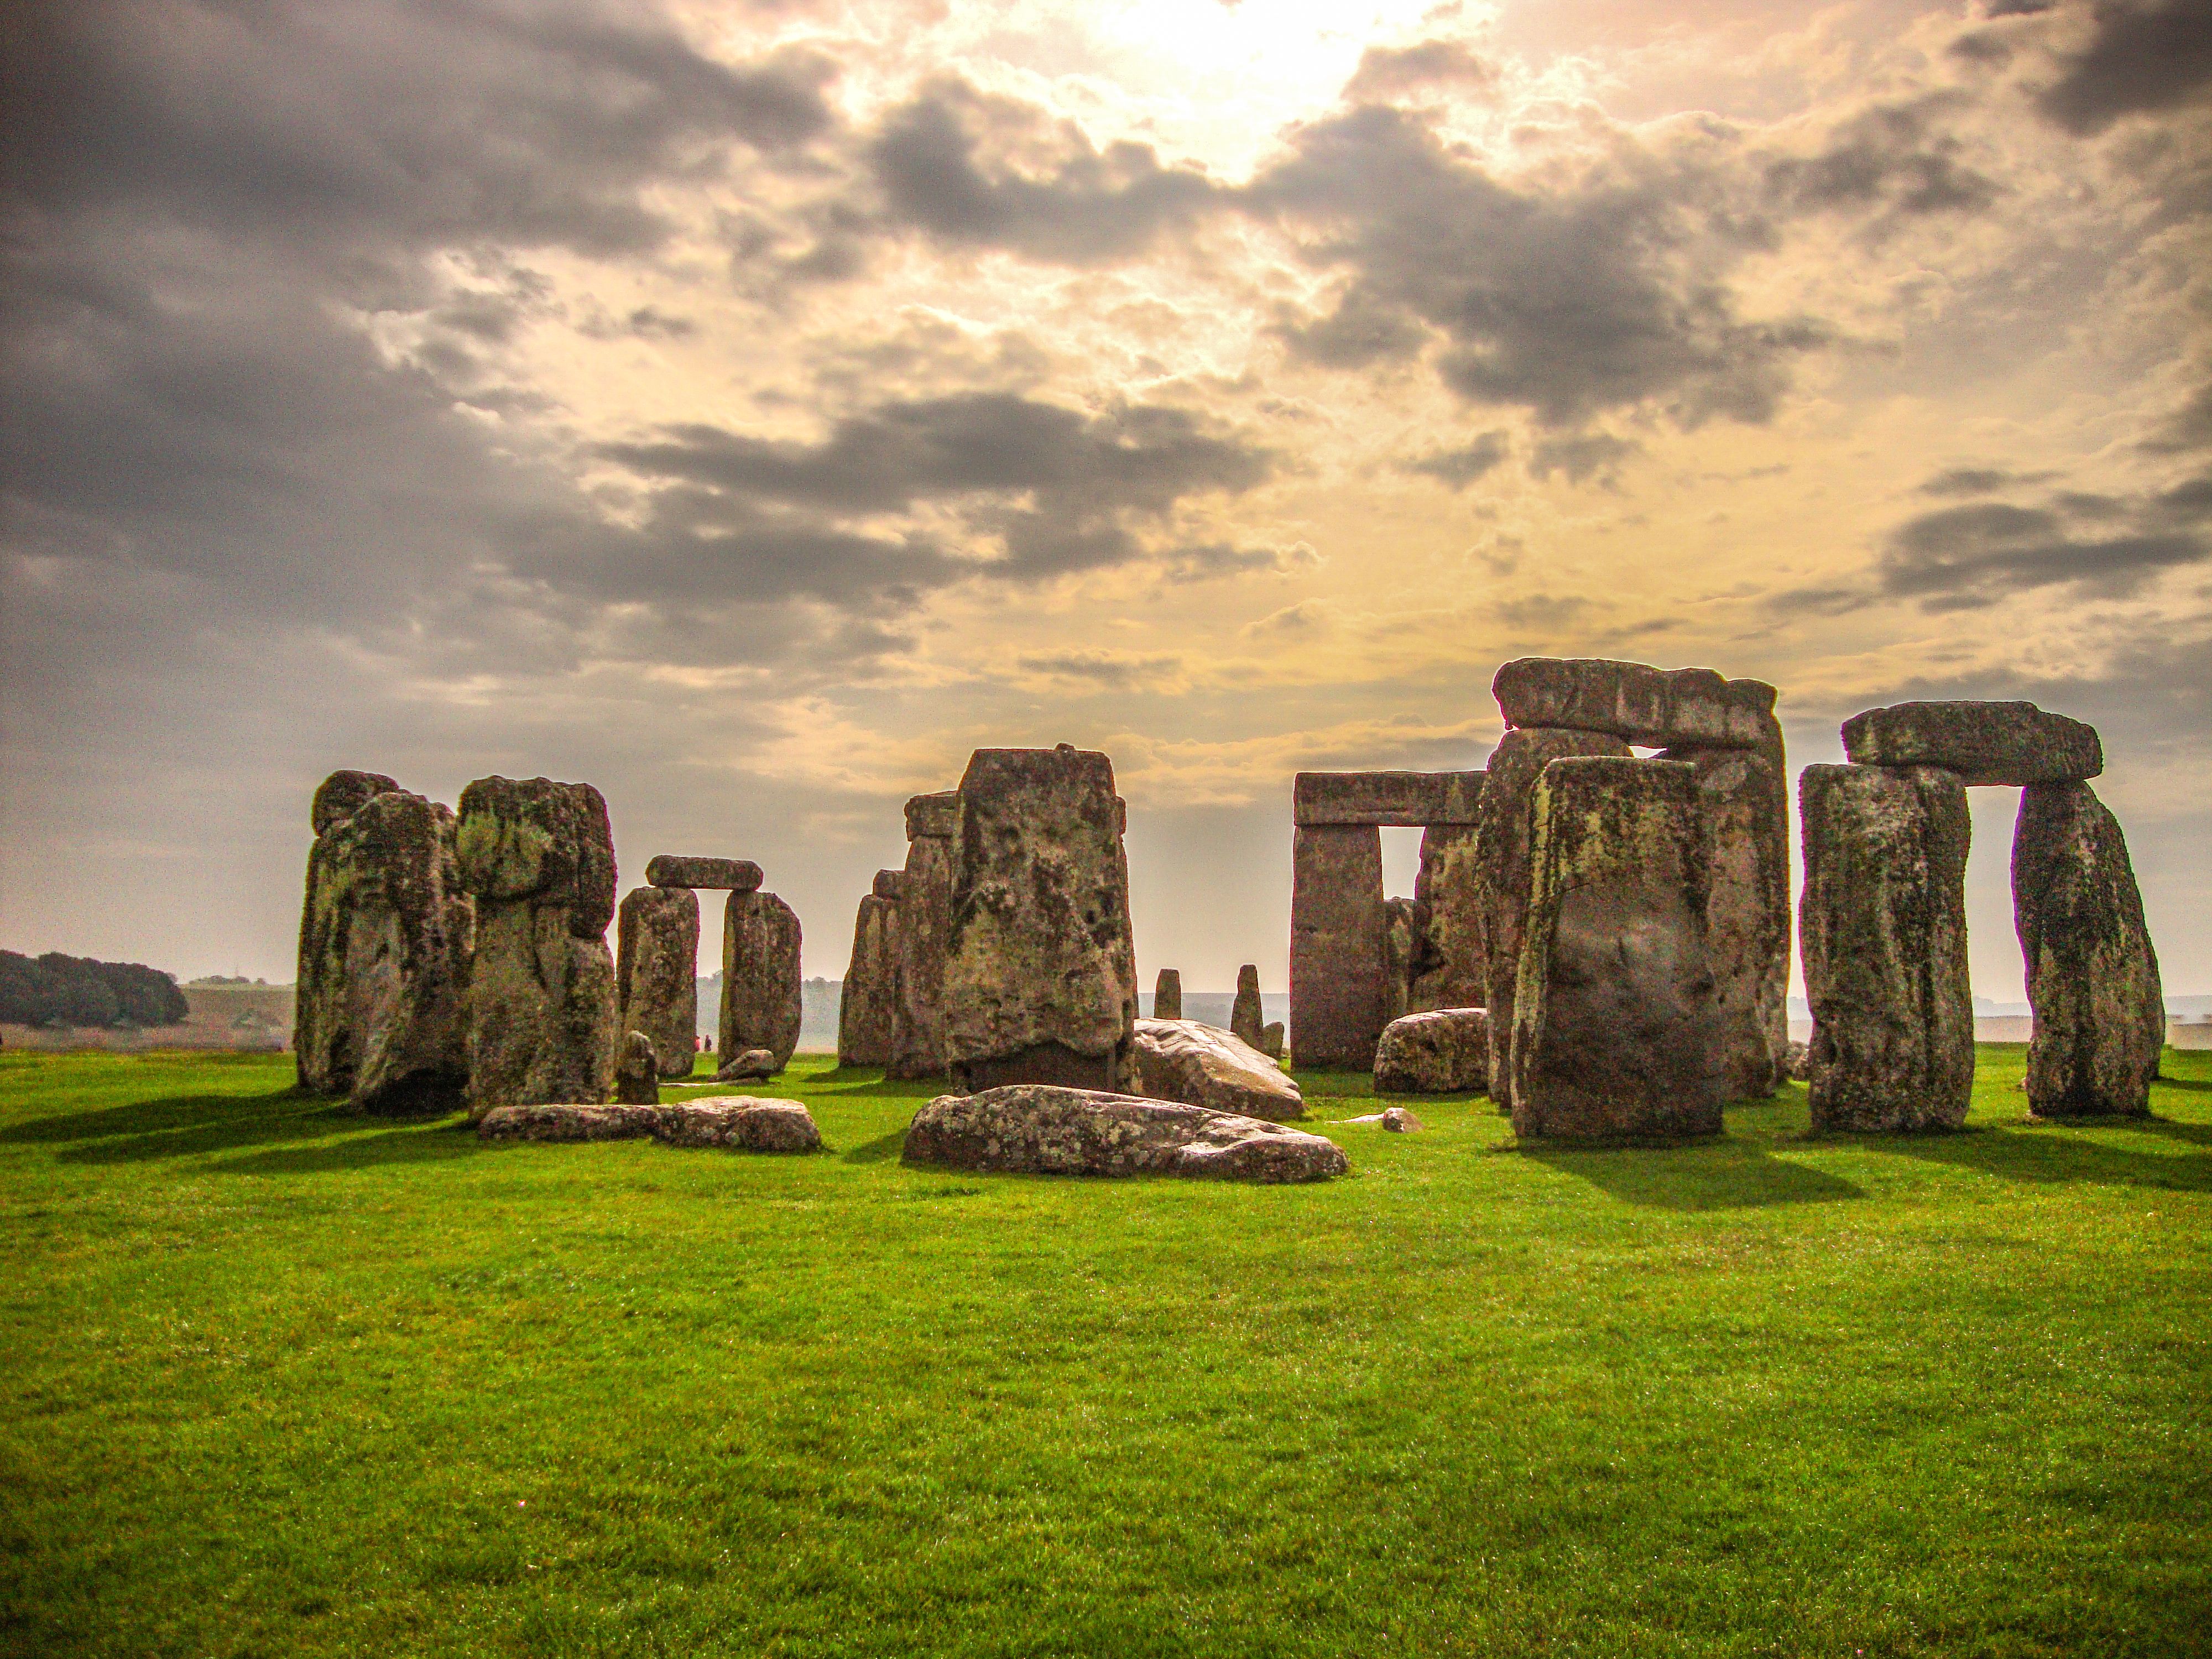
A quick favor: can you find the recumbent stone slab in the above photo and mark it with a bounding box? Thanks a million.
[479,1097,821,1152]
[720,889,802,1072]
[618,884,699,1079]
[645,855,763,891]
[1373,1008,1489,1095]
[1493,658,1779,751]
[903,1086,1345,1183]
[1131,1018,1305,1122]
[1840,701,2101,786]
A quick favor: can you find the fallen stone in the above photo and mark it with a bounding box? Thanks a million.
[615,1030,660,1105]
[1231,963,1266,1049]
[310,770,399,836]
[1290,823,1386,1069]
[715,1047,779,1082]
[1373,1008,1489,1094]
[1510,757,1728,1140]
[1293,770,1485,827]
[838,883,902,1068]
[1153,968,1182,1022]
[941,746,1139,1093]
[1493,658,1780,751]
[719,890,802,1071]
[1412,822,1485,1011]
[1383,1106,1421,1133]
[902,1085,1347,1183]
[2013,781,2164,1117]
[644,855,763,892]
[888,792,957,1081]
[1131,1018,1305,1121]
[617,884,699,1079]
[1798,763,1974,1133]
[478,1097,821,1152]
[1840,701,2102,786]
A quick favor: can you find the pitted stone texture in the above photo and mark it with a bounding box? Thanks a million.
[1657,745,1790,1098]
[615,1030,660,1104]
[1131,1018,1305,1121]
[1153,968,1182,1022]
[1382,899,1420,1027]
[295,785,474,1113]
[1494,658,1780,751]
[1374,1008,1489,1095]
[1841,701,2102,786]
[1260,1022,1285,1061]
[941,746,1139,1094]
[1510,757,1728,1141]
[838,889,901,1067]
[905,790,961,841]
[1293,770,1485,827]
[1798,764,1973,1133]
[645,855,761,892]
[1383,1107,1421,1133]
[2013,782,2164,1118]
[455,776,617,936]
[716,1047,779,1082]
[888,795,957,1080]
[618,884,699,1079]
[873,869,906,900]
[720,890,802,1071]
[478,1097,821,1152]
[1783,1040,1812,1082]
[311,770,399,836]
[903,1086,1346,1183]
[1291,823,1386,1069]
[1413,823,1485,1012]
[1473,727,1634,1097]
[1232,964,1266,1049]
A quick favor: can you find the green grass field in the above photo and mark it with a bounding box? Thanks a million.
[2,1047,2208,1658]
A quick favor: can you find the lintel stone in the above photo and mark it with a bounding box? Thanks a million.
[1493,658,1778,751]
[1293,770,1485,827]
[645,855,763,891]
[1840,701,2102,786]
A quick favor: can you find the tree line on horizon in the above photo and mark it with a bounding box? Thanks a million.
[0,951,188,1030]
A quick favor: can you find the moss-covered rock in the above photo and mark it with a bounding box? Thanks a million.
[617,884,698,1078]
[453,776,616,935]
[903,1086,1345,1182]
[310,770,398,836]
[1412,822,1485,1011]
[719,889,802,1071]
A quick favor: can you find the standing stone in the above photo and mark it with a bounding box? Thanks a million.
[720,889,803,1072]
[1412,822,1485,1012]
[1381,899,1420,1027]
[1290,823,1385,1069]
[1231,963,1266,1049]
[615,1031,660,1104]
[1152,968,1182,1021]
[456,775,620,1115]
[838,874,902,1067]
[888,791,958,1081]
[1510,757,1728,1140]
[295,781,474,1112]
[1259,1021,1285,1061]
[1798,764,1974,1134]
[617,884,700,1079]
[1841,701,2102,786]
[940,745,1139,1093]
[1473,727,1632,1097]
[2013,781,2164,1117]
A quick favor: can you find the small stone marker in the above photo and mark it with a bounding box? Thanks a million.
[1382,1106,1421,1133]
[618,884,700,1079]
[615,1031,660,1105]
[1260,1021,1285,1060]
[719,890,802,1071]
[903,1085,1347,1182]
[1130,1018,1305,1121]
[1840,700,2102,786]
[1153,968,1182,1022]
[645,855,763,891]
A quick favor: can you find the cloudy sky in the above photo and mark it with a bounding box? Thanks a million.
[3,0,2208,1000]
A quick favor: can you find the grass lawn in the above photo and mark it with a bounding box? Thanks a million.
[1,1046,2208,1658]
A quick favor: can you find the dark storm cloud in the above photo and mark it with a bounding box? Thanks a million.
[1764,97,2002,216]
[2140,380,2212,452]
[1404,432,1511,488]
[1879,495,2208,608]
[1917,466,2058,494]
[2037,0,2212,134]
[1528,431,1641,484]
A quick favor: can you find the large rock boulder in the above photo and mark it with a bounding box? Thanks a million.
[1510,757,1728,1140]
[838,875,902,1067]
[1131,1018,1305,1121]
[295,782,474,1113]
[478,1096,821,1151]
[2012,781,2164,1118]
[1493,658,1780,751]
[644,855,762,891]
[888,791,958,1081]
[903,1085,1346,1182]
[940,747,1139,1093]
[1798,764,1974,1133]
[617,884,699,1079]
[1290,823,1386,1069]
[1472,726,1632,1097]
[1841,701,2101,786]
[719,890,802,1072]
[456,776,620,1115]
[1373,1008,1488,1094]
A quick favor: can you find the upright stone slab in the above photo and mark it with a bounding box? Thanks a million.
[2013,781,2164,1117]
[1493,658,1779,751]
[1842,701,2102,786]
[838,875,902,1067]
[1473,727,1632,1097]
[618,884,699,1079]
[1381,898,1420,1027]
[721,890,803,1072]
[1798,764,1973,1133]
[311,770,399,836]
[456,775,620,1114]
[1290,823,1385,1069]
[1153,968,1182,1021]
[295,782,474,1112]
[1412,822,1485,1011]
[1232,964,1266,1048]
[940,745,1139,1094]
[888,791,958,1081]
[1509,758,1728,1140]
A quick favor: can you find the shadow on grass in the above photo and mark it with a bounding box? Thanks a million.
[1514,1135,1865,1211]
[212,1120,483,1174]
[1865,1122,2212,1192]
[0,1084,483,1171]
[842,1129,909,1165]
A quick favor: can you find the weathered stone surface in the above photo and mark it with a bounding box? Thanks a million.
[1783,1040,1811,1082]
[941,746,1139,1094]
[888,793,957,1081]
[1473,727,1633,1096]
[1841,701,2102,786]
[1290,823,1385,1069]
[1293,770,1484,827]
[1798,764,1974,1133]
[873,869,905,899]
[615,1030,660,1104]
[1383,1106,1421,1133]
[456,776,620,1114]
[838,886,901,1067]
[1494,658,1779,750]
[1373,1008,1488,1095]
[1259,1021,1285,1060]
[1131,1018,1305,1121]
[617,884,699,1079]
[2013,781,2164,1117]
[716,1047,778,1081]
[644,855,762,892]
[311,770,399,836]
[1382,898,1420,1027]
[295,785,474,1113]
[1412,822,1485,1011]
[1510,758,1728,1140]
[478,1097,821,1152]
[1232,963,1266,1048]
[1656,745,1790,1098]
[903,1086,1346,1182]
[719,890,802,1071]
[1153,968,1182,1021]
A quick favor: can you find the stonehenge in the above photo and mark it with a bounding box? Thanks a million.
[617,883,698,1079]
[837,870,903,1068]
[720,888,803,1073]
